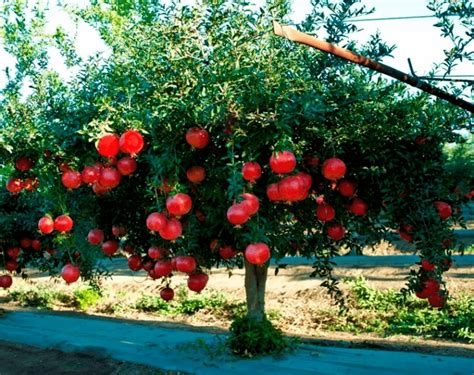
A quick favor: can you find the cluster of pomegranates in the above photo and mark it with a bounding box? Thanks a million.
[5,157,39,194]
[415,259,448,308]
[61,130,144,194]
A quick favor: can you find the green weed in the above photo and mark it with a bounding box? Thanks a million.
[73,287,102,311]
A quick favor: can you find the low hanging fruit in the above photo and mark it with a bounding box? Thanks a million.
[128,255,142,271]
[219,245,237,259]
[175,256,197,273]
[316,204,335,222]
[154,260,173,277]
[269,150,296,174]
[227,204,250,225]
[146,212,168,232]
[279,176,306,202]
[433,201,452,220]
[0,275,13,289]
[160,287,174,301]
[321,158,347,180]
[38,216,55,234]
[187,273,209,292]
[119,130,144,155]
[266,183,282,201]
[421,259,435,271]
[338,179,356,197]
[166,193,192,216]
[61,264,80,284]
[148,246,165,259]
[240,193,259,215]
[242,162,262,182]
[245,243,270,266]
[15,156,33,171]
[6,178,23,194]
[87,229,105,245]
[185,127,210,149]
[97,134,120,158]
[54,215,74,233]
[348,198,368,216]
[99,167,121,189]
[102,240,119,256]
[327,223,346,241]
[81,165,101,185]
[159,218,182,240]
[61,170,82,189]
[186,166,206,184]
[117,157,137,176]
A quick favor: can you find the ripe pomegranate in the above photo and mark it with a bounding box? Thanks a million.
[54,215,74,233]
[142,261,154,272]
[148,269,158,279]
[421,259,435,271]
[433,201,452,220]
[81,165,101,185]
[0,275,13,289]
[119,130,144,155]
[92,182,109,195]
[61,170,82,189]
[117,157,137,176]
[166,193,192,216]
[5,260,18,272]
[38,216,55,234]
[327,223,346,241]
[219,245,237,259]
[146,212,168,232]
[316,204,335,222]
[269,151,296,174]
[87,229,104,245]
[148,246,165,259]
[245,243,271,266]
[61,264,80,284]
[242,162,262,182]
[154,261,173,277]
[102,240,119,256]
[338,179,356,197]
[97,134,120,157]
[240,193,259,216]
[6,178,23,194]
[20,238,32,249]
[416,278,440,299]
[160,287,175,301]
[279,176,305,202]
[159,219,182,241]
[7,247,21,259]
[266,183,281,201]
[112,225,127,237]
[348,198,368,216]
[31,240,41,251]
[99,167,121,189]
[321,158,347,180]
[428,293,446,308]
[185,127,210,149]
[227,204,250,226]
[175,256,197,273]
[186,166,206,184]
[128,255,142,271]
[15,156,33,171]
[187,273,209,293]
[295,172,312,192]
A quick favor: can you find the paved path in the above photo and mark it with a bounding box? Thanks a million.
[0,311,472,375]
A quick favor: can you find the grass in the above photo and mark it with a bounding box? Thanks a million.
[315,277,474,343]
[8,285,72,309]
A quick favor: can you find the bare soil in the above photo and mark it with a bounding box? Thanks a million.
[1,260,473,360]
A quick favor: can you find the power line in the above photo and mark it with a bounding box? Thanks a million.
[344,14,459,22]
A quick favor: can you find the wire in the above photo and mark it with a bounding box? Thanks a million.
[345,14,459,22]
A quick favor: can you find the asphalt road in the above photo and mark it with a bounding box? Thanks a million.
[0,311,472,375]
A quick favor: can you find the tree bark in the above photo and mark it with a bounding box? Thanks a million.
[244,259,269,322]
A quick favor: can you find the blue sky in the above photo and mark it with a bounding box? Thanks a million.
[0,0,471,88]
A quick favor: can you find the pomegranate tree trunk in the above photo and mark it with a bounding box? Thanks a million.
[244,259,268,322]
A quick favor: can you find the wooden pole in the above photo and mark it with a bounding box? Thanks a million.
[273,22,474,113]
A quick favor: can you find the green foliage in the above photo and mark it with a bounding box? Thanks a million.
[227,315,295,358]
[135,287,229,316]
[73,287,102,311]
[319,277,474,343]
[8,285,71,309]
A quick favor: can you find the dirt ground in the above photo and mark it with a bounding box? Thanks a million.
[0,340,172,375]
[1,259,473,361]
